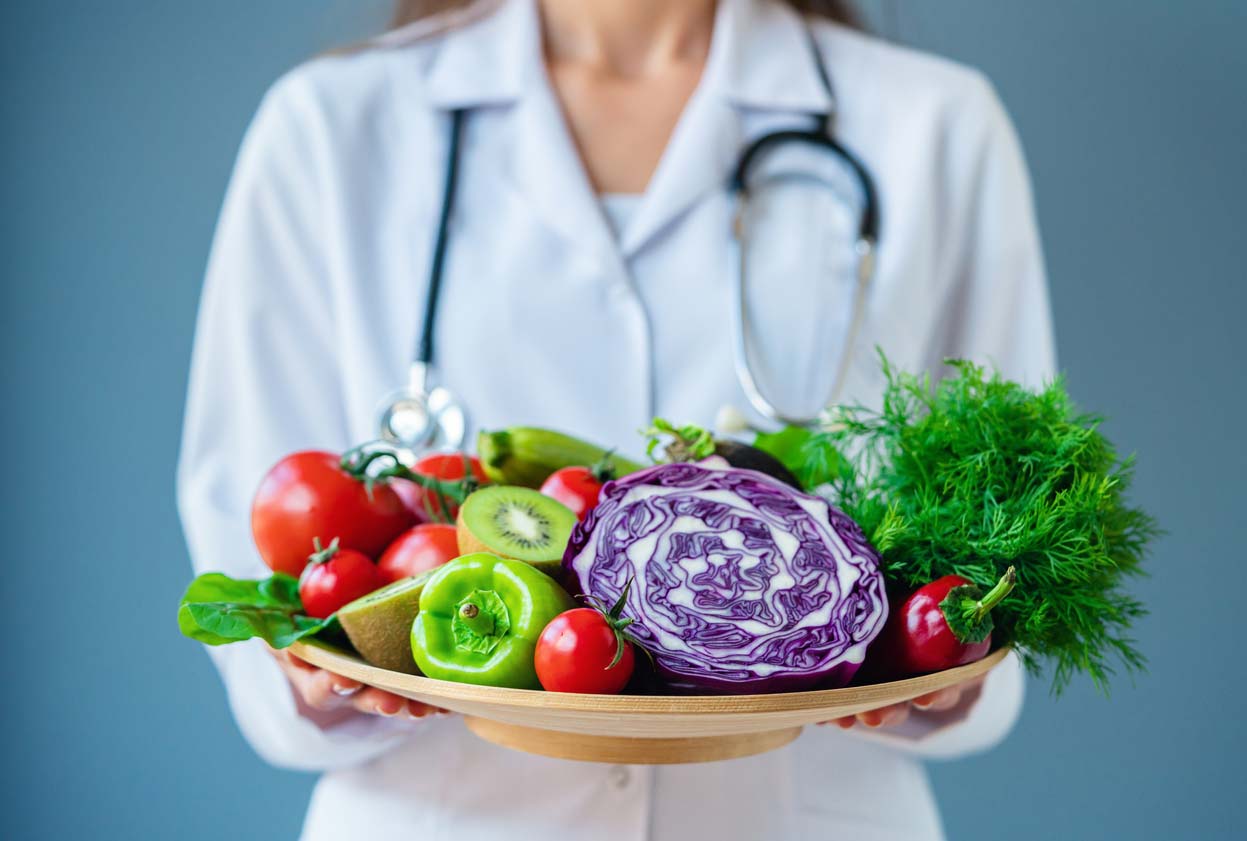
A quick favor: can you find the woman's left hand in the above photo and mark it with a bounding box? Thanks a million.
[819,677,985,730]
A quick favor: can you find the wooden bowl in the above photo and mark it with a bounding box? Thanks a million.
[289,642,1009,765]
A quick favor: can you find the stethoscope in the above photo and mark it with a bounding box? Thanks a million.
[376,20,878,451]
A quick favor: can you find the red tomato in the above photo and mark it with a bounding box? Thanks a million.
[251,450,413,577]
[298,539,388,619]
[388,479,431,525]
[376,523,460,583]
[395,452,487,522]
[539,466,604,521]
[535,608,635,694]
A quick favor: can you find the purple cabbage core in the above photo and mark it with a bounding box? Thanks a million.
[563,460,888,694]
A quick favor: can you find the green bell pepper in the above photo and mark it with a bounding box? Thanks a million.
[411,553,575,689]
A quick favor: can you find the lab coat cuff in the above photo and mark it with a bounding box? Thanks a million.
[844,651,1026,761]
[210,640,420,772]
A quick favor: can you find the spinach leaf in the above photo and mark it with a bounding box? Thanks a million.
[753,425,841,490]
[177,572,333,648]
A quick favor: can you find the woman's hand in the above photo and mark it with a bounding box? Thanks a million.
[820,677,985,730]
[271,648,449,724]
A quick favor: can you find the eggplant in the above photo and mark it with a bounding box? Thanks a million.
[711,440,802,489]
[647,418,804,490]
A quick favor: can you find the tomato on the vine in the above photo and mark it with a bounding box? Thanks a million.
[393,452,487,522]
[298,538,388,619]
[535,582,638,694]
[251,450,413,577]
[376,523,460,583]
[539,459,614,522]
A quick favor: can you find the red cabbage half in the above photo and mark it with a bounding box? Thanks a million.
[563,459,888,694]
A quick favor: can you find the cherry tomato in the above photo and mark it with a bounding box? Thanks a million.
[540,466,606,521]
[535,608,635,694]
[251,451,414,577]
[393,452,487,522]
[376,523,460,583]
[298,538,388,619]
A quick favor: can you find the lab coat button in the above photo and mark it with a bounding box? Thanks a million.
[608,765,631,789]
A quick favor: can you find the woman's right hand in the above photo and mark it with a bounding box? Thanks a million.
[271,648,448,724]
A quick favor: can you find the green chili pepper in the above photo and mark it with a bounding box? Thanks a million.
[411,553,575,689]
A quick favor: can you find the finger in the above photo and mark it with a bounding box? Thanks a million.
[353,687,408,718]
[328,675,363,697]
[859,702,910,729]
[913,676,985,712]
[273,649,317,673]
[298,669,346,712]
[406,700,450,719]
[912,686,961,712]
[815,715,864,729]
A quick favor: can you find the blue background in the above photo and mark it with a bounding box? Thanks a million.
[3,1,1244,838]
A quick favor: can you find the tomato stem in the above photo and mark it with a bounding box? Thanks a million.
[308,537,340,566]
[582,577,645,670]
[340,447,472,504]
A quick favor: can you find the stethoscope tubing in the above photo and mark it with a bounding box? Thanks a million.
[379,17,881,447]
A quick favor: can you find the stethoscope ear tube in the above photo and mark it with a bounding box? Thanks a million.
[731,130,879,250]
[728,25,879,427]
[730,189,876,427]
[375,108,470,453]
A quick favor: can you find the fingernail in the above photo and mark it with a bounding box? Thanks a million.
[836,718,855,730]
[411,708,450,720]
[377,697,406,716]
[331,683,360,696]
[912,698,932,709]
[861,713,883,728]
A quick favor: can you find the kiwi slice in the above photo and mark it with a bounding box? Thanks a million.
[338,572,435,674]
[456,485,577,577]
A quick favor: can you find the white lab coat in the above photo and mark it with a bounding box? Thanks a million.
[178,0,1054,838]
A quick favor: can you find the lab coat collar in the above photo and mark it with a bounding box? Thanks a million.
[421,0,834,112]
[421,1,621,259]
[422,0,531,108]
[420,0,836,257]
[712,0,836,114]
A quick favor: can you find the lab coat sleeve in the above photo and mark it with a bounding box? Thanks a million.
[177,72,419,772]
[924,72,1057,387]
[853,74,1053,760]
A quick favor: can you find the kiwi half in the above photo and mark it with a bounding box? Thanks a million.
[337,572,434,674]
[456,485,576,577]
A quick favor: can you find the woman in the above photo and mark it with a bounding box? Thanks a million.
[178,0,1052,838]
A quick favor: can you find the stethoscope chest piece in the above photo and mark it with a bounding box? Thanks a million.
[376,362,466,452]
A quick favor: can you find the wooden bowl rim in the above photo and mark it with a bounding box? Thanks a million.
[289,642,1009,714]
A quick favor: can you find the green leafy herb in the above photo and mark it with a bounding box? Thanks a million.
[642,418,716,462]
[177,572,335,648]
[807,354,1158,694]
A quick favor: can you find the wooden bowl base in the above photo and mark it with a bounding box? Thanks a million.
[289,643,1010,765]
[464,717,802,764]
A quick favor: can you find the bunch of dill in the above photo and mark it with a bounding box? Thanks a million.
[808,356,1157,694]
